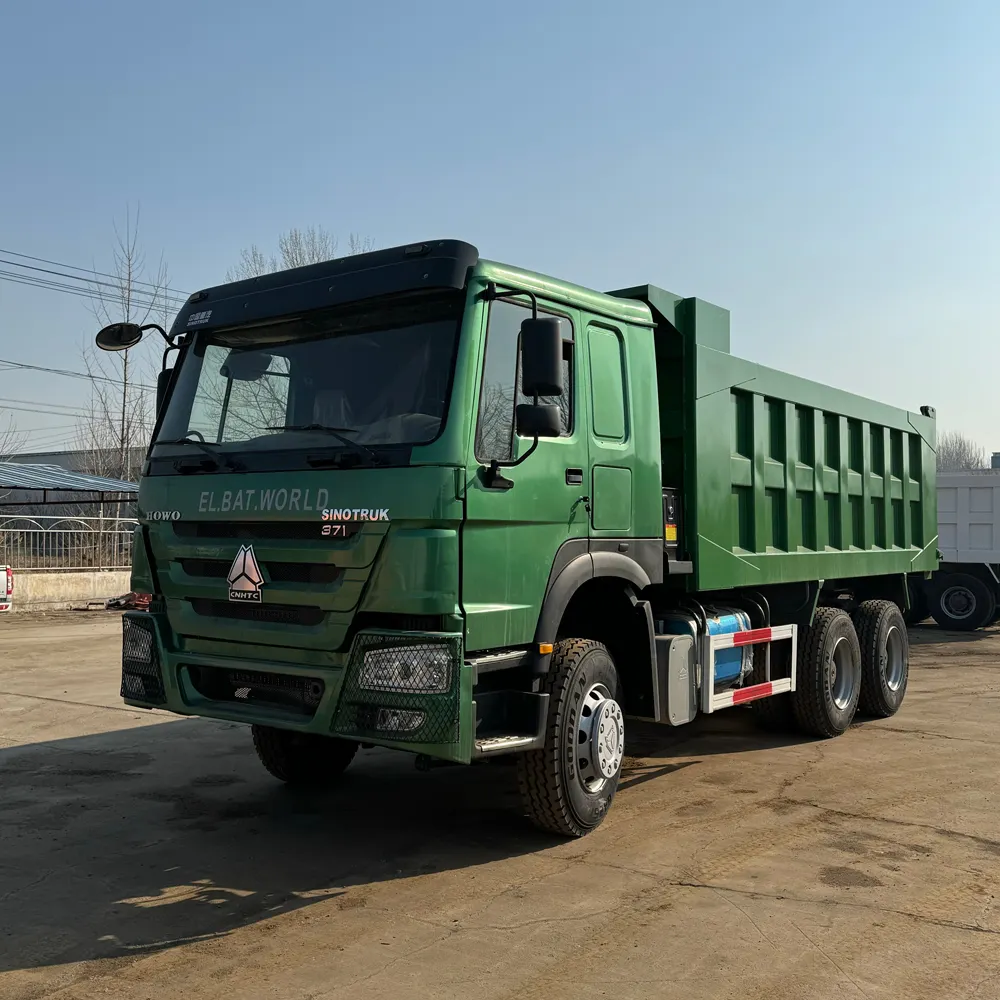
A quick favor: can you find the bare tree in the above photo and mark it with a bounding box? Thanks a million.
[0,416,24,462]
[938,430,988,472]
[77,205,172,483]
[0,416,26,503]
[225,225,375,281]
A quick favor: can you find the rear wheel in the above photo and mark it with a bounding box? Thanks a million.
[517,639,624,838]
[928,573,995,631]
[791,607,862,738]
[252,725,358,786]
[853,600,908,718]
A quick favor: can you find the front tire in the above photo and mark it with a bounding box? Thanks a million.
[853,600,908,717]
[251,725,358,786]
[791,607,862,738]
[517,639,624,838]
[928,573,996,631]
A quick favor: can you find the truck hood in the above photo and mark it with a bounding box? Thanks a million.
[138,466,463,656]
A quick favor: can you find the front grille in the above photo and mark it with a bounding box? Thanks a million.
[121,615,166,704]
[333,633,462,744]
[174,521,363,541]
[179,558,342,585]
[185,664,324,717]
[189,598,325,626]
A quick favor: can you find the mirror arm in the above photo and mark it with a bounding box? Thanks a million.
[142,323,175,347]
[481,281,538,319]
[484,437,539,489]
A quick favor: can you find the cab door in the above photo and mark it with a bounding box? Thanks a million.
[586,320,634,535]
[461,294,588,653]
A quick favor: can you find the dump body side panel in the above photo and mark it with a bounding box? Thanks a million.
[690,343,937,590]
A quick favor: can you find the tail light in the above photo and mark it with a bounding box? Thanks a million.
[4,567,11,596]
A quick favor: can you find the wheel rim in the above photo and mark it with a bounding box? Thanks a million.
[884,625,905,691]
[941,585,976,621]
[576,682,624,792]
[830,636,858,710]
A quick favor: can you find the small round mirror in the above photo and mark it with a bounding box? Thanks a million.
[95,323,144,352]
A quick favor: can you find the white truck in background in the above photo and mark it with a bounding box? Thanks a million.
[0,566,11,612]
[912,471,1000,630]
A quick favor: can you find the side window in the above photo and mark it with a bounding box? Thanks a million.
[588,325,626,440]
[475,299,574,462]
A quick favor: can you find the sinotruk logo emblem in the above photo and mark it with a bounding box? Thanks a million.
[227,545,264,603]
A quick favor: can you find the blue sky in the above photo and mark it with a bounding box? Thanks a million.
[1,0,998,453]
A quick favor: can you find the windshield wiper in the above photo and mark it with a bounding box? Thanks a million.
[157,435,242,472]
[266,424,380,465]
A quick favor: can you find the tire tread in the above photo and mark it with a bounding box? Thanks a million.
[517,638,613,838]
[791,607,859,738]
[853,599,908,717]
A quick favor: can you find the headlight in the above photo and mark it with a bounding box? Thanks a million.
[358,644,452,693]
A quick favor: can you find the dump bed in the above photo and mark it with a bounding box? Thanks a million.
[613,285,939,593]
[937,472,1000,564]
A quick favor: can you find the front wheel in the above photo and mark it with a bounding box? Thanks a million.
[252,725,358,786]
[517,639,624,838]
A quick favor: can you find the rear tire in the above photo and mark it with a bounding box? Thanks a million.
[853,600,908,718]
[791,607,861,738]
[251,725,358,786]
[517,639,624,838]
[928,573,995,631]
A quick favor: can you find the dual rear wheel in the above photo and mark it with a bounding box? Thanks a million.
[756,600,908,738]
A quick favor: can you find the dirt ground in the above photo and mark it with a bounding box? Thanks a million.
[2,612,1000,1000]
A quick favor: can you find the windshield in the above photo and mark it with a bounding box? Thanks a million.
[153,293,462,465]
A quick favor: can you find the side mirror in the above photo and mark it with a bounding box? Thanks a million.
[155,368,173,416]
[96,323,144,352]
[515,403,561,439]
[520,318,563,397]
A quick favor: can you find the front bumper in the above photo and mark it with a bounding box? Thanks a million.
[121,612,474,763]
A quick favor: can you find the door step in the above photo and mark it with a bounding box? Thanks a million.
[474,733,545,757]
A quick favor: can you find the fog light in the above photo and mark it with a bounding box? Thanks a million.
[359,644,451,693]
[376,708,424,732]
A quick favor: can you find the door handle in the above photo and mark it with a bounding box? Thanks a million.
[565,468,583,486]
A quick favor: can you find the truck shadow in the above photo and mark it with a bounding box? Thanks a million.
[907,622,1000,646]
[0,701,865,976]
[0,718,554,976]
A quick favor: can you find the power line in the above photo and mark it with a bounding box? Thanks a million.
[0,261,189,310]
[0,358,154,391]
[0,396,94,414]
[17,424,80,436]
[0,247,192,298]
[0,257,190,307]
[0,269,185,313]
[2,403,92,419]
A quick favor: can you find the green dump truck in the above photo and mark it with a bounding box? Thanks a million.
[96,240,938,837]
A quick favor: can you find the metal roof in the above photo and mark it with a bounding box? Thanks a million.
[0,463,137,493]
